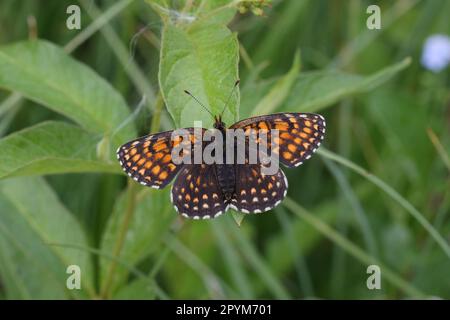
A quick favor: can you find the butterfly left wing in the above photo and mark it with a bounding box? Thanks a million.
[117,128,204,189]
[171,164,227,219]
[230,112,326,168]
[230,164,288,214]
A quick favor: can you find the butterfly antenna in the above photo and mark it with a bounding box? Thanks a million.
[184,90,215,119]
[220,80,240,117]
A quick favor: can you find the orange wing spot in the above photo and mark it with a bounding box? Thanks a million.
[131,166,138,171]
[288,144,297,152]
[185,194,191,201]
[304,120,312,127]
[138,168,145,176]
[300,132,308,139]
[189,182,194,189]
[137,158,146,166]
[288,117,297,123]
[294,137,302,144]
[193,197,199,203]
[132,154,141,162]
[143,147,149,154]
[158,171,168,180]
[291,129,299,134]
[154,143,167,152]
[283,151,293,160]
[196,177,201,185]
[162,154,172,163]
[143,141,150,148]
[293,123,300,129]
[261,189,267,194]
[309,138,316,143]
[146,152,153,158]
[189,135,197,143]
[251,188,257,195]
[151,165,161,175]
[202,194,208,200]
[124,154,130,160]
[273,137,281,145]
[268,182,273,190]
[258,122,269,130]
[280,132,292,139]
[187,174,192,181]
[144,161,153,169]
[303,142,311,149]
[154,152,164,160]
[130,148,137,156]
[313,124,319,130]
[145,176,151,181]
[126,162,132,167]
[168,163,177,171]
[275,123,289,131]
[251,168,258,177]
[303,127,312,134]
[300,151,306,157]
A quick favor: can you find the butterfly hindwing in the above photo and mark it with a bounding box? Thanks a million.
[171,164,227,219]
[230,164,288,214]
[231,112,326,168]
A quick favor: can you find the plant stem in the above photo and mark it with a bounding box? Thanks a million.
[283,197,427,298]
[100,180,138,298]
[100,94,164,298]
[318,148,450,261]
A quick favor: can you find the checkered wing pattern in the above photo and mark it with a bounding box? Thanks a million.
[231,113,326,168]
[171,164,227,219]
[230,164,288,214]
[117,128,203,189]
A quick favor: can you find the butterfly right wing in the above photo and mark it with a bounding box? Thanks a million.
[230,164,288,214]
[171,164,227,219]
[117,128,203,189]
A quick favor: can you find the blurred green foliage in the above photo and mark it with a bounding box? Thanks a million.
[0,0,449,299]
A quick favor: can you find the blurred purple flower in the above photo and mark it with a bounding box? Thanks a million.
[421,34,450,72]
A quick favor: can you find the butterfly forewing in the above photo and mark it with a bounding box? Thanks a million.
[231,112,326,168]
[230,164,288,214]
[117,128,203,189]
[171,164,227,219]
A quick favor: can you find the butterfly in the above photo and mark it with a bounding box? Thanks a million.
[117,88,326,220]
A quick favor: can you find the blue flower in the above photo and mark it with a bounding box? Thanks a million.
[421,34,450,72]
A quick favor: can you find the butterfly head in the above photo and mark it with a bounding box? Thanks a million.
[213,115,226,130]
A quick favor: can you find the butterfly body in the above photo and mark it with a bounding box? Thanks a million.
[117,112,326,219]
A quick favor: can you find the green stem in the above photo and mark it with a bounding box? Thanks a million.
[101,94,164,298]
[283,197,427,298]
[100,180,138,298]
[318,148,450,260]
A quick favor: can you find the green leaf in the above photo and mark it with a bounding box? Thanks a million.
[100,188,174,294]
[113,278,155,300]
[0,177,95,299]
[281,57,412,113]
[159,8,239,128]
[0,121,119,180]
[0,40,136,146]
[241,57,412,115]
[251,51,301,116]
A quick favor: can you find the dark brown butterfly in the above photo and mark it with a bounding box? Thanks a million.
[117,87,325,219]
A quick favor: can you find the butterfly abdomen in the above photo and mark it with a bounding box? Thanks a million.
[215,164,235,201]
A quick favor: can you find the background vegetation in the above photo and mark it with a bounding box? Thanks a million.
[0,0,449,299]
